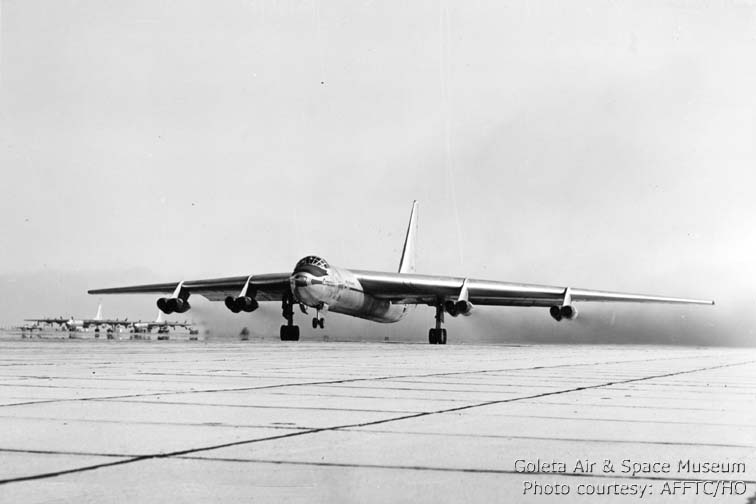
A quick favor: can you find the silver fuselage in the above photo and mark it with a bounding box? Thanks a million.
[291,265,408,323]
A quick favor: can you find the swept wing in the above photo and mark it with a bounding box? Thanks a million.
[88,273,291,301]
[89,269,712,307]
[352,270,713,307]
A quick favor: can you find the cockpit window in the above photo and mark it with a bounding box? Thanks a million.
[295,256,329,270]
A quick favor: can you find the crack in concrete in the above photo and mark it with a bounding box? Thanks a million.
[0,358,752,486]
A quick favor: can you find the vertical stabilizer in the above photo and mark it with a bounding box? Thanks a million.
[94,303,103,321]
[155,310,164,323]
[398,201,419,274]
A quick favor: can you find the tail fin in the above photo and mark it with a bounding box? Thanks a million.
[398,201,419,274]
[94,303,103,321]
[155,310,163,323]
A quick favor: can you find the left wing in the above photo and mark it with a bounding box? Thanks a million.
[24,317,68,324]
[153,322,193,328]
[88,273,291,301]
[82,318,130,326]
[352,270,714,307]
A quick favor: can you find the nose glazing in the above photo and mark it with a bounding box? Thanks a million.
[293,256,329,277]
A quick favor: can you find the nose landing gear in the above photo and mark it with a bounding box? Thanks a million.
[311,304,326,329]
[280,293,300,341]
[428,302,447,344]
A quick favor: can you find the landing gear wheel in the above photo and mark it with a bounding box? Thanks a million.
[318,317,325,329]
[280,293,299,341]
[428,328,447,345]
[280,325,300,341]
[311,317,325,329]
[312,318,318,329]
[438,328,447,345]
[428,301,447,345]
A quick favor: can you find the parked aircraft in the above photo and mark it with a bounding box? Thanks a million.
[25,304,128,333]
[27,305,195,338]
[132,310,195,334]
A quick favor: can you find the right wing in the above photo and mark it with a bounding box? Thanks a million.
[353,270,714,307]
[88,273,291,301]
[157,322,193,328]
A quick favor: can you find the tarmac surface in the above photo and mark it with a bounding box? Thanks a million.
[0,338,754,503]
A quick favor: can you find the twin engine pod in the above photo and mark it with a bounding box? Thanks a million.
[157,297,190,314]
[549,305,578,321]
[225,296,259,313]
[444,300,474,317]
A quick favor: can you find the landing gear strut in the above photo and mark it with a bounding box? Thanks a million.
[428,302,447,345]
[280,293,300,341]
[311,304,325,329]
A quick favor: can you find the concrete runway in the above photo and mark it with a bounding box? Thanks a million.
[0,339,753,503]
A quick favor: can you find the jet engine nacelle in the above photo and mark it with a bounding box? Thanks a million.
[561,305,578,320]
[550,305,578,321]
[444,300,458,317]
[444,300,474,317]
[225,296,259,313]
[455,300,473,316]
[157,297,191,314]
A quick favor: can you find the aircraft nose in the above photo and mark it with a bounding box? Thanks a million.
[292,275,309,288]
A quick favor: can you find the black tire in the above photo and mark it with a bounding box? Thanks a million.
[318,318,325,329]
[428,328,438,345]
[312,318,318,329]
[280,325,300,341]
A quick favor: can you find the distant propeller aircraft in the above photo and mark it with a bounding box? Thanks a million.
[90,202,713,344]
[25,304,126,332]
[131,310,195,334]
[26,304,194,335]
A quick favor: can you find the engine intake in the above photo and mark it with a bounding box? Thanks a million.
[444,300,474,317]
[455,300,473,316]
[550,305,578,321]
[560,304,578,320]
[225,296,259,313]
[158,297,191,314]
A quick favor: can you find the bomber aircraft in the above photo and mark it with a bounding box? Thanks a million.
[89,202,713,344]
[132,310,196,335]
[25,304,128,333]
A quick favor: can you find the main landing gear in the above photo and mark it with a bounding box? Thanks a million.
[280,293,300,341]
[428,302,447,345]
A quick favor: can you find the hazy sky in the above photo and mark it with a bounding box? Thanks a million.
[1,0,755,344]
